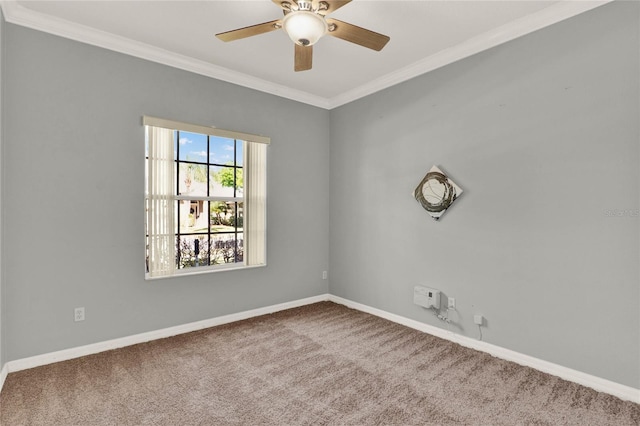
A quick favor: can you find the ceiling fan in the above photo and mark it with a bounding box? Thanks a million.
[216,0,390,72]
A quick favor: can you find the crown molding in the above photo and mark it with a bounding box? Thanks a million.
[0,0,331,109]
[327,0,613,109]
[1,0,612,110]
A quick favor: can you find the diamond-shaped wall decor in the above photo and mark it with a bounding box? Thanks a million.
[414,166,463,220]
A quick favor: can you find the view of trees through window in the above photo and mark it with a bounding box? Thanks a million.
[174,130,244,269]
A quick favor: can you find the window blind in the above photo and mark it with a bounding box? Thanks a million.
[146,125,176,277]
[245,142,267,266]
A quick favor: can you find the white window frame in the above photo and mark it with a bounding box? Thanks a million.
[144,116,269,279]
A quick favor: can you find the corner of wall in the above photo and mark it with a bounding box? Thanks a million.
[0,2,5,382]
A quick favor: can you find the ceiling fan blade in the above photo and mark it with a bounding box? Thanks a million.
[317,1,352,15]
[216,20,282,42]
[294,44,313,72]
[272,0,291,16]
[272,0,289,11]
[325,18,390,51]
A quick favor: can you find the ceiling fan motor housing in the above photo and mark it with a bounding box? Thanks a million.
[296,1,313,12]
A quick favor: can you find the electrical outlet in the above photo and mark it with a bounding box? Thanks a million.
[322,271,328,280]
[448,297,455,309]
[74,307,85,322]
[474,314,484,326]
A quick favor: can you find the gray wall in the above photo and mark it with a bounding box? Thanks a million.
[329,1,639,388]
[0,7,4,371]
[3,24,330,361]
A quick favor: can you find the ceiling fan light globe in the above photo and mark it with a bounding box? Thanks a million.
[283,11,327,46]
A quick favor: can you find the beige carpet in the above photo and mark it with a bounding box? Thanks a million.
[1,301,638,425]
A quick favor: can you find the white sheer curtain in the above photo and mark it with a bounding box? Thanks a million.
[244,141,267,266]
[146,126,175,277]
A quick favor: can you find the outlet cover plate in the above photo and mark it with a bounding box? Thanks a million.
[74,307,85,322]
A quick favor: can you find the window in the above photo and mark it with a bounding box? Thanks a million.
[144,116,269,278]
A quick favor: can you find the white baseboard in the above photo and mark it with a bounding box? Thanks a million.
[328,295,640,404]
[3,294,330,376]
[2,293,638,404]
[0,362,8,393]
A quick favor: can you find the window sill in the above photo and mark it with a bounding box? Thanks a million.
[145,263,266,281]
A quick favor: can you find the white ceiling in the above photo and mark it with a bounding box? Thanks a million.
[2,0,610,109]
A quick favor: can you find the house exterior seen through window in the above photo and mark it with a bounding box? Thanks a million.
[144,117,268,279]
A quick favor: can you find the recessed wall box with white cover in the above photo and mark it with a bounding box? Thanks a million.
[414,286,441,309]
